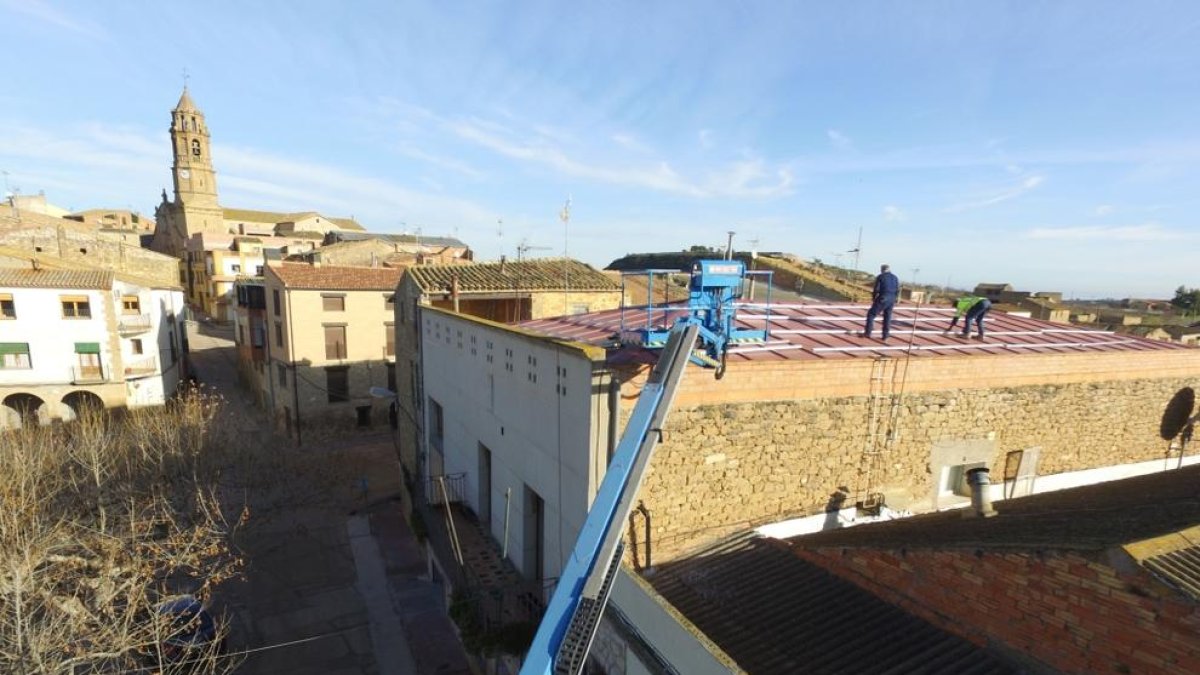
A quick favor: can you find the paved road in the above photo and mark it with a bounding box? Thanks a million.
[186,321,471,675]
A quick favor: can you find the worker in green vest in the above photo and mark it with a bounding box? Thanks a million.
[948,295,993,339]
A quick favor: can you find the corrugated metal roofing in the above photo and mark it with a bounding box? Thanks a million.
[0,268,112,290]
[649,533,1016,674]
[405,258,620,293]
[519,301,1191,364]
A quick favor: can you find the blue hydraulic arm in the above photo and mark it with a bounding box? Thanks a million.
[520,324,699,675]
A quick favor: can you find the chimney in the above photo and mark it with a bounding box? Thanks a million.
[451,273,460,313]
[500,255,507,275]
[963,467,997,518]
[371,251,378,268]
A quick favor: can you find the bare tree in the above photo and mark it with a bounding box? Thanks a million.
[0,388,245,674]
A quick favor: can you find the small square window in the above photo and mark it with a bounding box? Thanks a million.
[122,295,140,314]
[0,294,14,319]
[322,295,346,311]
[130,338,144,355]
[61,295,91,319]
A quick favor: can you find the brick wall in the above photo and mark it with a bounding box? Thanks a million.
[795,546,1200,674]
[623,349,1200,560]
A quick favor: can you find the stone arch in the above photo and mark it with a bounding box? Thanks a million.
[3,393,46,428]
[62,390,105,422]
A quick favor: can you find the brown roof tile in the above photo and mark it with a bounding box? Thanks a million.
[269,264,402,291]
[0,267,112,290]
[405,258,619,293]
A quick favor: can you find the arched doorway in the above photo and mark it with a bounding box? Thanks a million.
[62,390,105,422]
[3,393,46,428]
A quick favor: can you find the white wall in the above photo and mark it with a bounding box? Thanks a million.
[420,308,608,582]
[114,280,185,407]
[0,286,111,386]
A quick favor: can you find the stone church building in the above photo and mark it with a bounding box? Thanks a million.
[150,88,363,260]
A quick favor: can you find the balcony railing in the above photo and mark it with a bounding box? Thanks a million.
[71,365,107,384]
[123,356,158,378]
[118,313,152,334]
[425,472,467,506]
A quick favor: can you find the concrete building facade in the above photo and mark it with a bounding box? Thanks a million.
[257,263,401,434]
[0,265,186,426]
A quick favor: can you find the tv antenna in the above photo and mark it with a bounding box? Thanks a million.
[1160,386,1199,469]
[847,225,863,271]
[517,238,551,262]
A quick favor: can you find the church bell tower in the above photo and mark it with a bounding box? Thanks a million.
[170,87,219,208]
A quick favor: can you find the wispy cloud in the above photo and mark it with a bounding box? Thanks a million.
[826,129,852,150]
[882,205,906,222]
[945,175,1045,212]
[698,129,714,150]
[1094,204,1115,216]
[611,132,652,154]
[450,119,793,199]
[1025,223,1183,242]
[1,0,109,41]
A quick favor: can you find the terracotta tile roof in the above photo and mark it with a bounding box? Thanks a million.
[650,533,1016,674]
[404,258,619,293]
[268,264,402,291]
[791,464,1200,552]
[0,267,112,290]
[519,300,1193,364]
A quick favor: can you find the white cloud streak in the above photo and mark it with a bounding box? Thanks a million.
[944,175,1044,212]
[826,129,852,150]
[1024,223,1183,242]
[1094,204,1115,216]
[882,205,906,222]
[1,0,110,41]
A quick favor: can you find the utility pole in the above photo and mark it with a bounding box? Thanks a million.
[725,231,736,260]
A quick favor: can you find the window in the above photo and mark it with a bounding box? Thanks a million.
[275,321,283,348]
[0,343,31,369]
[130,339,143,355]
[231,264,241,273]
[385,322,395,356]
[277,363,287,386]
[429,398,444,451]
[256,265,264,276]
[324,325,347,360]
[0,294,14,319]
[322,294,346,311]
[386,363,396,392]
[122,295,140,314]
[326,367,349,403]
[61,295,92,319]
[75,343,102,378]
[385,294,395,310]
[272,289,281,315]
[191,139,201,157]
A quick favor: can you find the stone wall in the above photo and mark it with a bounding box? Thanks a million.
[633,374,1198,562]
[0,226,181,287]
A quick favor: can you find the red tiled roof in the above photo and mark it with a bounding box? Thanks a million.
[519,301,1193,364]
[405,258,619,293]
[268,264,402,291]
[0,267,113,290]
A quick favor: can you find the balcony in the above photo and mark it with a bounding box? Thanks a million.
[123,356,159,379]
[71,365,107,384]
[118,314,153,335]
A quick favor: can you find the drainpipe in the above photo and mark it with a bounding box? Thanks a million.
[635,501,652,571]
[964,467,997,518]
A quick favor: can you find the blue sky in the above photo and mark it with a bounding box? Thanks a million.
[1,1,1198,298]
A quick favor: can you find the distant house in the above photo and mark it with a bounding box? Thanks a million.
[1071,311,1098,324]
[974,283,1013,301]
[1164,325,1200,347]
[255,263,402,435]
[184,233,316,321]
[1126,325,1173,342]
[0,262,186,426]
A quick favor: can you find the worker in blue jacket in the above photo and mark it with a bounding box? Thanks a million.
[863,264,900,340]
[948,295,993,338]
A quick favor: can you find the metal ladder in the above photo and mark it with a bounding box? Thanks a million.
[857,356,893,508]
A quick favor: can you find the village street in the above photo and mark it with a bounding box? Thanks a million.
[186,320,471,675]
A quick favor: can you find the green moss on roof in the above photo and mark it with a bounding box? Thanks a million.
[405,258,620,293]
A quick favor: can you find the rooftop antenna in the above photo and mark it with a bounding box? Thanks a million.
[848,225,863,271]
[1160,386,1198,469]
[560,196,572,310]
[517,238,551,262]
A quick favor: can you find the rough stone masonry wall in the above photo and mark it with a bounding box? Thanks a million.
[795,546,1200,674]
[634,374,1197,562]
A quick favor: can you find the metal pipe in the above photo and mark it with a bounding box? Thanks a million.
[964,467,997,518]
[635,501,652,570]
[502,487,512,559]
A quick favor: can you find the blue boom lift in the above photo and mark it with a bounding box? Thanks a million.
[521,260,768,675]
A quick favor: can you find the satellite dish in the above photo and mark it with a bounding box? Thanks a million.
[1160,387,1195,441]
